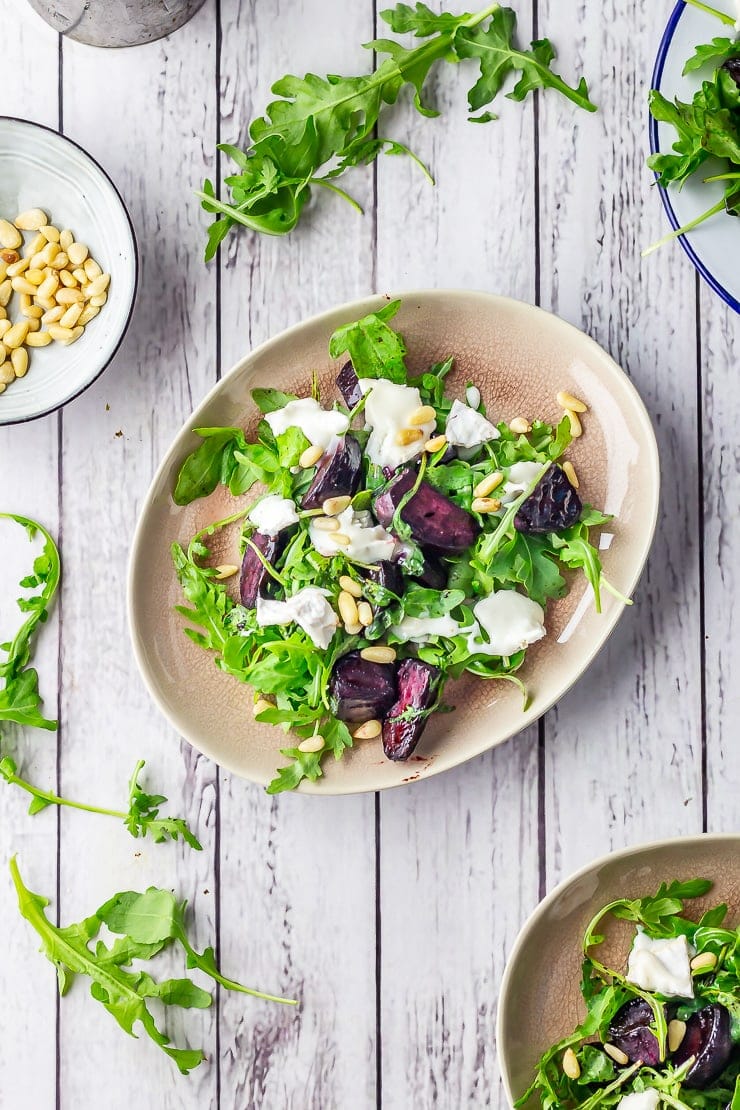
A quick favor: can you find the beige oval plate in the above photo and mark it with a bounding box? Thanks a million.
[497,834,740,1108]
[128,290,659,794]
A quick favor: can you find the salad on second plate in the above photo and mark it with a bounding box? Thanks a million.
[171,299,621,793]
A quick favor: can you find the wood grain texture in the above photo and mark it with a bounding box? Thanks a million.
[216,2,378,1107]
[537,0,704,883]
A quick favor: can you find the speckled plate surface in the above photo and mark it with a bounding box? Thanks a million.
[498,835,740,1109]
[128,290,659,793]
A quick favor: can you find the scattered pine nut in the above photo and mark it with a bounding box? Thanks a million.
[67,241,89,266]
[0,280,12,307]
[298,735,324,753]
[339,575,363,598]
[25,269,44,286]
[89,292,108,307]
[331,532,351,546]
[0,249,19,266]
[353,719,382,740]
[312,515,340,532]
[0,320,9,338]
[509,416,531,435]
[562,460,579,489]
[603,1043,629,1066]
[395,427,424,447]
[11,276,37,296]
[40,224,60,243]
[37,274,59,300]
[344,620,362,635]
[56,288,84,305]
[214,564,239,580]
[556,390,588,413]
[473,471,503,498]
[408,404,436,426]
[22,302,43,320]
[424,433,448,453]
[4,321,29,348]
[299,443,323,468]
[322,495,351,516]
[27,331,52,347]
[85,272,110,298]
[84,257,102,280]
[338,591,359,627]
[41,306,64,325]
[48,251,68,270]
[0,220,22,250]
[360,645,396,664]
[25,233,46,256]
[59,229,73,250]
[14,208,47,231]
[58,269,78,288]
[59,303,83,329]
[29,252,47,270]
[690,951,717,974]
[471,496,501,514]
[562,1048,580,1080]
[565,408,583,438]
[41,241,59,264]
[668,1019,686,1053]
[47,324,75,342]
[78,304,100,326]
[11,347,28,378]
[252,697,274,717]
[72,267,88,285]
[0,341,6,362]
[0,362,15,385]
[60,325,84,346]
[6,257,30,277]
[357,601,373,627]
[26,318,40,333]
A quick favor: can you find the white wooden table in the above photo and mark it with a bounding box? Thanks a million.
[1,1,738,1107]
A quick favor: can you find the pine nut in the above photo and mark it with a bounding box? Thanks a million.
[562,460,579,489]
[0,262,6,282]
[466,384,481,409]
[338,591,359,626]
[214,564,239,580]
[408,404,436,426]
[58,270,79,288]
[339,575,362,598]
[0,361,15,385]
[84,257,102,280]
[85,272,110,298]
[0,279,11,307]
[4,321,29,349]
[360,646,396,664]
[344,621,362,635]
[11,276,37,295]
[0,306,5,320]
[425,434,448,452]
[48,324,75,342]
[395,427,424,447]
[37,275,59,300]
[40,224,60,243]
[509,416,531,434]
[565,408,583,438]
[41,306,64,325]
[78,304,100,326]
[0,249,18,266]
[41,241,59,264]
[89,292,108,307]
[252,697,273,716]
[6,257,29,277]
[59,229,73,250]
[15,208,47,231]
[690,952,717,973]
[299,443,323,468]
[562,1048,580,1080]
[73,269,88,288]
[67,241,89,266]
[0,219,22,249]
[0,320,9,338]
[357,601,373,627]
[60,325,84,346]
[11,347,28,378]
[25,233,46,256]
[56,288,84,305]
[59,303,83,329]
[298,734,325,753]
[471,496,501,514]
[353,719,382,740]
[312,516,340,532]
[557,390,588,414]
[668,1019,686,1053]
[36,297,56,311]
[29,252,47,269]
[27,331,52,347]
[49,252,68,270]
[473,471,503,498]
[0,339,6,360]
[27,269,44,286]
[21,302,43,320]
[331,532,351,545]
[603,1043,629,1066]
[26,319,40,333]
[322,495,352,516]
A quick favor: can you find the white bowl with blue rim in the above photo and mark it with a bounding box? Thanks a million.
[650,0,740,312]
[0,117,137,425]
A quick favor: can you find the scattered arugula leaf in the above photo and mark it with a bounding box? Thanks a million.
[329,300,407,383]
[11,858,294,1075]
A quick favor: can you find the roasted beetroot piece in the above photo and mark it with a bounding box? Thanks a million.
[608,998,663,1067]
[672,1004,732,1088]
[239,531,285,609]
[368,560,404,596]
[336,361,363,409]
[382,658,441,761]
[329,651,397,723]
[373,468,479,553]
[415,552,448,590]
[723,57,740,87]
[301,433,363,510]
[514,464,582,535]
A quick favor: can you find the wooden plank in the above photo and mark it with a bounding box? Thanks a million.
[54,5,220,1105]
[0,4,61,1107]
[373,5,540,1106]
[215,3,378,1106]
[536,0,703,882]
[701,292,740,830]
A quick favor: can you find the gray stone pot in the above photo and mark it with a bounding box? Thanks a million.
[26,0,208,47]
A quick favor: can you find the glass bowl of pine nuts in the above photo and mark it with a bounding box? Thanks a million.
[0,117,137,424]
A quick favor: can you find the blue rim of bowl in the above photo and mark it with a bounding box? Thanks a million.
[649,2,740,315]
[0,115,139,425]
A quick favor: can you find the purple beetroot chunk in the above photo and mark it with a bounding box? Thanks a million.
[514,464,582,535]
[336,361,363,409]
[672,1004,732,1089]
[301,434,363,510]
[723,57,740,88]
[239,531,286,609]
[608,998,663,1067]
[329,651,398,723]
[368,560,404,597]
[382,658,441,761]
[373,468,480,553]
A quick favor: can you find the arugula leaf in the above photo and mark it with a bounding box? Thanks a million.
[201,4,595,254]
[0,514,60,731]
[251,387,298,414]
[329,300,407,382]
[0,755,202,850]
[683,37,740,75]
[11,859,294,1075]
[173,427,247,505]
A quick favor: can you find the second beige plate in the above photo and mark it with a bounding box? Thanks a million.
[128,290,659,793]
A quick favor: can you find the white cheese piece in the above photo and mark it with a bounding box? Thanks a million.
[264,397,349,451]
[255,587,338,649]
[626,929,694,998]
[248,495,299,537]
[391,614,462,643]
[359,378,436,469]
[445,399,499,448]
[467,590,546,657]
[309,507,396,564]
[500,461,546,503]
[616,1091,660,1110]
